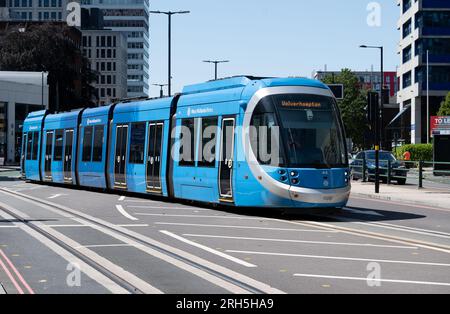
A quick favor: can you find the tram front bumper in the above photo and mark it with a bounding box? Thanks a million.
[288,185,351,207]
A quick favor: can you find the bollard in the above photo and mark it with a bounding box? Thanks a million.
[362,155,367,182]
[387,159,391,185]
[418,161,423,189]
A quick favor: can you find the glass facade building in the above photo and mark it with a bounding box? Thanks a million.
[81,0,150,98]
[397,0,450,144]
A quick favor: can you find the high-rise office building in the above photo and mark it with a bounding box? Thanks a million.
[5,0,69,22]
[82,29,128,105]
[81,0,150,98]
[396,0,450,144]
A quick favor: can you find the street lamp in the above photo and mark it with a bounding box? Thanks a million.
[150,10,190,97]
[360,45,384,194]
[203,60,229,80]
[153,83,168,98]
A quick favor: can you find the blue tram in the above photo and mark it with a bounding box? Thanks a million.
[21,76,351,209]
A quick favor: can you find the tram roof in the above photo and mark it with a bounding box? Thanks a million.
[182,76,329,96]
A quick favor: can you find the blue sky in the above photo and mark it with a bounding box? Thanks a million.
[148,0,400,96]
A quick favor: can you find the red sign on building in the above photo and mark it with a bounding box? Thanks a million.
[431,116,450,137]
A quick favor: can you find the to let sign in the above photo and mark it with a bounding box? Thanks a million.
[431,116,450,137]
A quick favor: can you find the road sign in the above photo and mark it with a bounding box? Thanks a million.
[327,84,344,100]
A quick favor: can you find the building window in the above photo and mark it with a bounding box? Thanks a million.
[403,71,412,88]
[403,45,412,63]
[403,19,412,38]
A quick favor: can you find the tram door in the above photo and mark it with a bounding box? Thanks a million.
[63,129,74,182]
[146,122,164,193]
[218,118,235,202]
[44,131,54,180]
[21,133,27,174]
[114,125,128,188]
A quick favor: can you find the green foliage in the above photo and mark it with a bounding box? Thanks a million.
[0,23,96,111]
[321,69,368,148]
[437,92,450,116]
[395,144,433,161]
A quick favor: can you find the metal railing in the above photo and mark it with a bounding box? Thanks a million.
[350,157,450,189]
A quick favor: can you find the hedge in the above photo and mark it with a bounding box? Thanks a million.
[395,144,433,161]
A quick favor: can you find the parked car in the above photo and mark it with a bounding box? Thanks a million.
[350,150,408,185]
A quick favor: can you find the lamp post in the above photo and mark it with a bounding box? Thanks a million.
[153,83,168,98]
[203,60,229,80]
[150,10,190,97]
[426,49,430,144]
[360,45,384,194]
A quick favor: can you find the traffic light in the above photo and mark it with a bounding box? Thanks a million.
[366,92,379,131]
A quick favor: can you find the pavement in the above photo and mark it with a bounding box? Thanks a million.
[351,180,450,210]
[0,169,450,294]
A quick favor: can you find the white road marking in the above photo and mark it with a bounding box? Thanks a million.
[137,213,290,220]
[118,196,126,201]
[76,244,133,249]
[48,194,65,199]
[182,234,418,250]
[344,207,384,217]
[160,230,257,268]
[115,205,139,221]
[226,250,450,267]
[0,189,284,293]
[0,225,19,228]
[116,224,149,228]
[356,221,450,239]
[129,205,210,211]
[0,205,130,294]
[293,273,450,287]
[154,222,337,233]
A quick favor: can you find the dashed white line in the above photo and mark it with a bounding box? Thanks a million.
[293,273,450,287]
[160,230,257,268]
[226,250,450,267]
[182,234,418,249]
[118,196,126,201]
[115,205,139,221]
[129,205,210,211]
[48,194,65,199]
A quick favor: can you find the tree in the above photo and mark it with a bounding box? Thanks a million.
[0,23,96,112]
[321,69,368,149]
[437,92,450,116]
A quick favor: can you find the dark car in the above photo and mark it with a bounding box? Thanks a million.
[350,150,408,185]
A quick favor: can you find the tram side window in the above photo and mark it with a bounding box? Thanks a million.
[53,130,64,161]
[179,118,199,167]
[197,117,218,168]
[32,132,39,160]
[82,126,93,162]
[129,122,146,164]
[26,133,32,160]
[92,125,104,162]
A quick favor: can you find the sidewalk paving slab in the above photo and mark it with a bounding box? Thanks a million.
[351,181,450,210]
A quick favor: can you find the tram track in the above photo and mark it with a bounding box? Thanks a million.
[294,214,450,254]
[0,187,284,294]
